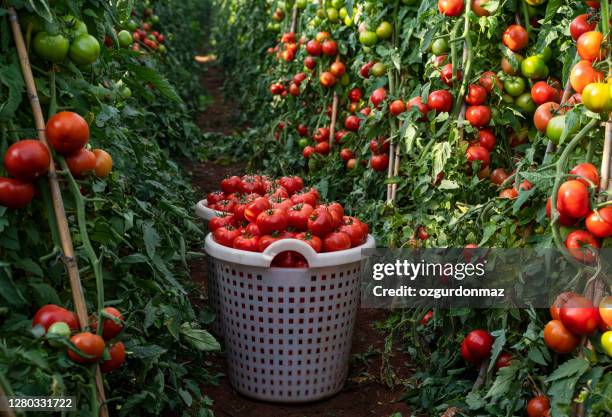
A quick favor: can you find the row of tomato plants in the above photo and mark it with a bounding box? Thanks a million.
[0,1,219,416]
[212,0,611,415]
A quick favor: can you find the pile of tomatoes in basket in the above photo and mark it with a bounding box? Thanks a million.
[206,174,369,266]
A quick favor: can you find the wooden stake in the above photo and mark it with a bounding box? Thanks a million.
[290,4,299,33]
[0,385,16,417]
[8,8,109,417]
[329,92,339,151]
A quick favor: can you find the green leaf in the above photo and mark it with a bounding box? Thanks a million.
[527,346,548,366]
[546,357,589,382]
[485,362,519,400]
[143,222,160,259]
[128,343,168,359]
[180,323,220,352]
[432,142,451,179]
[126,63,182,103]
[30,283,61,305]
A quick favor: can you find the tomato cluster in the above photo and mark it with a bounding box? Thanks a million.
[544,291,610,356]
[31,304,126,372]
[24,14,100,65]
[206,174,369,265]
[122,7,167,53]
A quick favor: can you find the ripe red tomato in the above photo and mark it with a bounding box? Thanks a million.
[0,177,35,209]
[560,294,600,335]
[270,83,285,95]
[557,180,590,218]
[306,40,321,56]
[99,307,124,340]
[289,83,300,96]
[466,145,490,169]
[304,56,317,69]
[233,233,260,252]
[244,197,271,223]
[345,115,361,132]
[339,148,355,161]
[427,89,453,113]
[279,176,303,195]
[477,128,496,151]
[315,141,330,154]
[370,154,389,171]
[339,216,367,247]
[389,99,406,116]
[502,25,529,52]
[577,31,606,61]
[258,234,280,251]
[213,225,241,247]
[295,232,323,253]
[66,148,96,177]
[533,102,560,132]
[359,61,375,78]
[465,84,488,106]
[313,127,330,142]
[461,329,493,363]
[92,149,112,178]
[495,352,513,370]
[321,40,337,56]
[348,88,362,102]
[465,105,491,127]
[68,332,105,363]
[220,176,241,194]
[565,229,600,264]
[569,162,599,187]
[207,191,225,205]
[100,341,126,373]
[4,140,50,181]
[296,124,309,137]
[46,111,89,155]
[439,63,462,86]
[208,214,235,232]
[438,0,464,17]
[330,61,345,77]
[370,87,387,109]
[293,72,307,85]
[570,14,598,41]
[406,96,430,120]
[32,304,79,331]
[479,71,503,92]
[490,168,509,185]
[303,146,315,158]
[308,207,335,236]
[420,310,433,325]
[586,207,612,238]
[256,209,288,234]
[550,292,579,320]
[527,396,550,417]
[287,203,314,231]
[322,231,351,252]
[370,138,390,154]
[545,197,577,226]
[570,60,604,93]
[319,71,337,88]
[531,81,560,105]
[544,319,579,354]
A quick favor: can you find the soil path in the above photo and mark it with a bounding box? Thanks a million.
[187,62,412,417]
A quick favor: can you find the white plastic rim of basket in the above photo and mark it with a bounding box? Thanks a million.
[204,233,376,268]
[195,200,230,221]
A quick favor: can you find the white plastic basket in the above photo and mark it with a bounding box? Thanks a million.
[204,233,375,403]
[195,199,227,221]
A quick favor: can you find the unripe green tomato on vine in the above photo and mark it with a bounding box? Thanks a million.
[536,46,552,62]
[61,15,88,37]
[331,0,344,8]
[376,21,393,39]
[524,0,546,6]
[340,74,350,85]
[298,138,309,149]
[33,32,70,62]
[582,83,612,113]
[117,30,133,48]
[70,34,101,65]
[317,8,326,19]
[339,7,348,19]
[359,30,378,46]
[521,56,548,80]
[370,62,387,77]
[296,0,307,8]
[601,331,612,357]
[431,38,449,54]
[327,8,339,22]
[504,76,525,97]
[515,93,536,113]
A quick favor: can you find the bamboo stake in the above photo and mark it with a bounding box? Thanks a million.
[0,385,16,417]
[329,92,338,150]
[8,8,109,417]
[290,3,298,33]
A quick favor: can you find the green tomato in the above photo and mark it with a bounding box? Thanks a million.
[359,30,378,46]
[120,86,132,99]
[331,0,344,8]
[47,322,71,348]
[158,44,167,54]
[546,115,578,144]
[370,62,387,77]
[69,34,101,65]
[126,20,138,31]
[117,30,133,48]
[521,56,548,80]
[344,15,354,26]
[317,8,326,19]
[296,0,307,9]
[339,7,348,19]
[61,15,88,37]
[515,92,536,113]
[502,94,515,104]
[340,73,350,85]
[363,1,376,12]
[537,46,552,62]
[33,32,70,62]
[376,21,393,40]
[524,0,546,5]
[503,76,526,97]
[431,38,449,55]
[326,7,339,22]
[298,138,309,149]
[151,15,160,24]
[602,331,612,357]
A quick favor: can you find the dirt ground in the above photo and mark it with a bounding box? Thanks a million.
[186,62,413,417]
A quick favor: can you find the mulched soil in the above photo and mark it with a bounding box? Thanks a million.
[186,62,413,417]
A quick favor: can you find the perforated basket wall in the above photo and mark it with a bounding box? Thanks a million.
[208,257,362,403]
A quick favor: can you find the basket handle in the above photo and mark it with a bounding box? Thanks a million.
[261,238,319,267]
